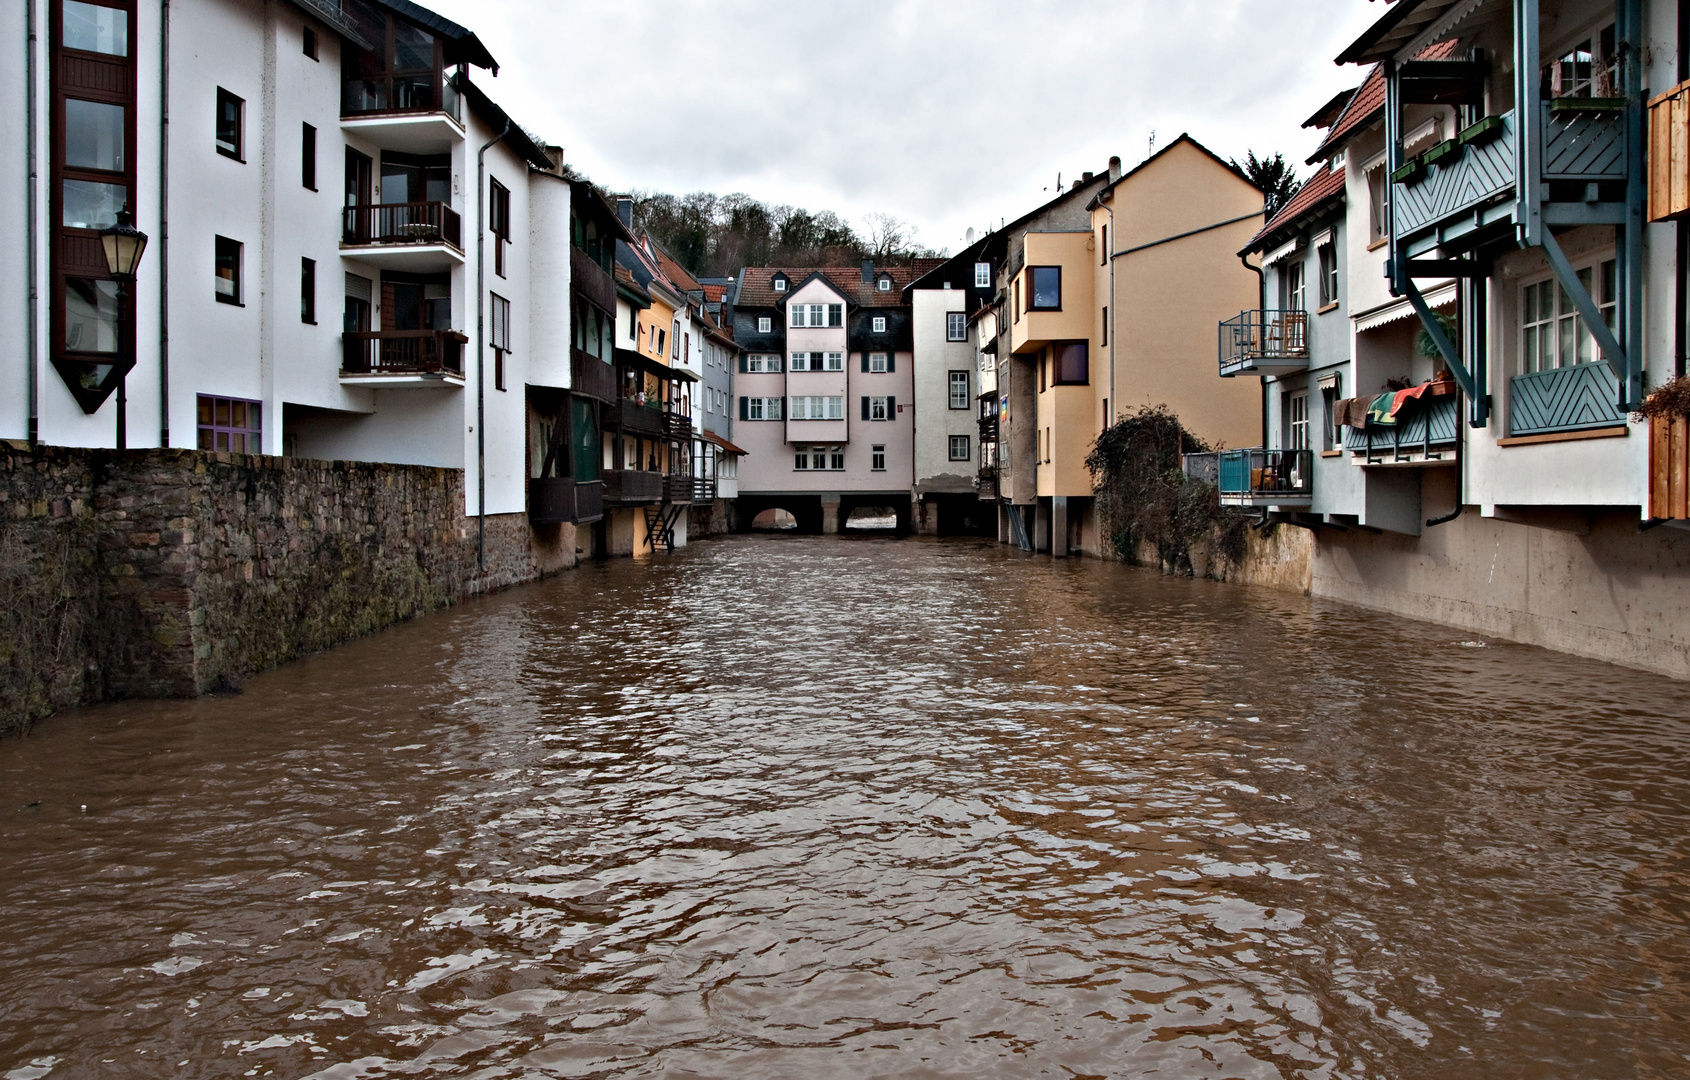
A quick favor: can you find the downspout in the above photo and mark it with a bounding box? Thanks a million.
[1104,199,1116,426]
[26,0,38,446]
[1426,407,1463,526]
[1239,250,1266,450]
[476,119,511,574]
[158,0,169,446]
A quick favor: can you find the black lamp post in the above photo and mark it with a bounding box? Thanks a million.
[99,206,148,450]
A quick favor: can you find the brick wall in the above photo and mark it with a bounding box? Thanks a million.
[0,443,574,734]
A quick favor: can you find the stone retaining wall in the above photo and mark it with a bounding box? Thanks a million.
[0,443,573,734]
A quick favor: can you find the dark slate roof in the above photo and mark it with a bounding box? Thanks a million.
[372,0,498,71]
[733,265,925,308]
[455,72,555,172]
[1242,163,1346,253]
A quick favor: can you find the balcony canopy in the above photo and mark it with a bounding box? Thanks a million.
[1335,0,1494,65]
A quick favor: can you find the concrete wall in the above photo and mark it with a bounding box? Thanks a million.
[0,442,574,734]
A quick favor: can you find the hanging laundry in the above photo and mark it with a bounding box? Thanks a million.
[1367,392,1398,426]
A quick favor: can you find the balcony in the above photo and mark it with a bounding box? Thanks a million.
[1217,449,1312,506]
[1508,364,1627,437]
[602,469,663,506]
[529,478,603,525]
[341,203,463,270]
[341,329,466,386]
[571,245,617,315]
[1344,393,1458,462]
[663,475,694,505]
[664,411,694,441]
[571,348,616,403]
[340,72,464,154]
[1218,310,1308,377]
[617,399,666,436]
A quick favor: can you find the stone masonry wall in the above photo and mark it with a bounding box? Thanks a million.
[0,443,574,734]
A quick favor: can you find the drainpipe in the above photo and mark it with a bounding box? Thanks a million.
[1426,402,1464,526]
[158,0,170,447]
[1104,199,1116,426]
[476,120,510,574]
[26,0,38,446]
[1239,251,1266,450]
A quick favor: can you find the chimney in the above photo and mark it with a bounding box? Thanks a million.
[1109,155,1122,181]
[861,258,874,283]
[1082,171,1093,183]
[539,145,566,177]
[616,197,633,230]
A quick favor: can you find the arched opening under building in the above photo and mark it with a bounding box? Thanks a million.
[844,506,899,531]
[751,508,798,531]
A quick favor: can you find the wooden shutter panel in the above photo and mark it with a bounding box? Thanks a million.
[886,395,895,416]
[861,352,870,373]
[885,353,895,373]
[739,396,749,421]
[861,396,870,421]
[739,354,748,373]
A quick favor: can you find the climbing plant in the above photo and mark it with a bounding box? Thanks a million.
[1084,405,1253,573]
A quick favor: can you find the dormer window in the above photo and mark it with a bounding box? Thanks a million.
[877,277,892,292]
[772,276,787,293]
[974,262,990,288]
[872,315,887,333]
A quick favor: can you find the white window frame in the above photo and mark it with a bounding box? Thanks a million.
[790,351,811,371]
[790,305,806,327]
[872,315,887,333]
[871,444,886,471]
[1519,254,1617,374]
[773,277,786,293]
[974,262,990,288]
[791,395,844,420]
[870,396,889,421]
[825,351,843,371]
[757,316,771,333]
[948,434,970,461]
[877,277,891,292]
[869,352,888,373]
[946,312,966,342]
[1287,390,1310,450]
[948,370,969,409]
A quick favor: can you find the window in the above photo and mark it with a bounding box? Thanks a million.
[1521,258,1618,372]
[1029,266,1061,310]
[949,435,970,461]
[490,179,510,277]
[872,444,886,470]
[303,25,318,60]
[946,312,966,342]
[492,293,511,390]
[654,327,666,356]
[301,122,316,189]
[790,395,844,420]
[1281,259,1306,313]
[672,320,680,358]
[1321,378,1342,450]
[949,370,969,409]
[1367,165,1387,244]
[1286,390,1309,450]
[743,353,781,373]
[197,395,261,453]
[301,258,315,323]
[974,262,990,288]
[757,315,771,333]
[773,277,787,292]
[215,236,242,304]
[825,351,843,371]
[872,315,887,333]
[1100,224,1108,265]
[793,446,845,471]
[216,88,244,160]
[1546,24,1618,99]
[63,1,128,54]
[864,395,895,421]
[1054,342,1088,384]
[1101,306,1108,346]
[790,351,812,371]
[869,352,888,373]
[877,277,891,291]
[1013,278,1021,321]
[828,304,843,326]
[1318,242,1338,307]
[741,396,782,419]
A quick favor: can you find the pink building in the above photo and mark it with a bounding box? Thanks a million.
[729,262,929,532]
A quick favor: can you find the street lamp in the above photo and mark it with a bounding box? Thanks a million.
[99,206,148,450]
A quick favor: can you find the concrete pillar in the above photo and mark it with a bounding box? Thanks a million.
[998,504,1010,544]
[1033,500,1050,553]
[1052,496,1069,557]
[821,494,841,535]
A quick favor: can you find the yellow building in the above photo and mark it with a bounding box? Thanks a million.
[1003,136,1265,556]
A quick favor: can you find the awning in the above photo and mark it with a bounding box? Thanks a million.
[700,430,748,456]
[1352,282,1458,332]
[1261,237,1302,268]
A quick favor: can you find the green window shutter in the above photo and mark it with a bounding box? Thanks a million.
[738,355,747,373]
[886,394,895,416]
[860,352,870,373]
[861,396,870,421]
[739,396,749,421]
[885,353,895,373]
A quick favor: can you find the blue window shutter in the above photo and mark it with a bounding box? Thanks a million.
[739,396,749,421]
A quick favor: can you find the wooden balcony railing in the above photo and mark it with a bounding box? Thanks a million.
[343,202,461,249]
[602,469,663,504]
[1649,79,1690,221]
[1649,413,1690,520]
[663,475,694,504]
[664,412,694,441]
[571,245,617,314]
[571,348,616,402]
[617,399,666,436]
[529,478,603,525]
[342,329,466,376]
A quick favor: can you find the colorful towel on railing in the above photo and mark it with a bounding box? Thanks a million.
[1367,392,1399,426]
[1389,382,1436,417]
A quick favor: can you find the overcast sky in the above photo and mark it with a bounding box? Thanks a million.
[425,0,1385,255]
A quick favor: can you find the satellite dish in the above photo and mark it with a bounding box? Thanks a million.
[965,227,975,245]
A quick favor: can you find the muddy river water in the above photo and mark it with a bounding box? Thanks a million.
[2,535,1689,1079]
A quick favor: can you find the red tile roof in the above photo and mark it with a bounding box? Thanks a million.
[1306,39,1458,164]
[734,265,924,308]
[1245,163,1346,251]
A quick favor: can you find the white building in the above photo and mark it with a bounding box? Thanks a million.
[5,0,577,525]
[906,253,998,534]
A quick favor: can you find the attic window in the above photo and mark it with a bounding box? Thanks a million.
[773,277,787,292]
[877,277,891,291]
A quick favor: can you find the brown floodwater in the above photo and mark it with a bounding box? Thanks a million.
[2,535,1689,1079]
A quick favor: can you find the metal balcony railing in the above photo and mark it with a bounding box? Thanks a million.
[1218,310,1308,376]
[343,202,461,249]
[1218,449,1312,499]
[342,68,461,121]
[341,329,466,376]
